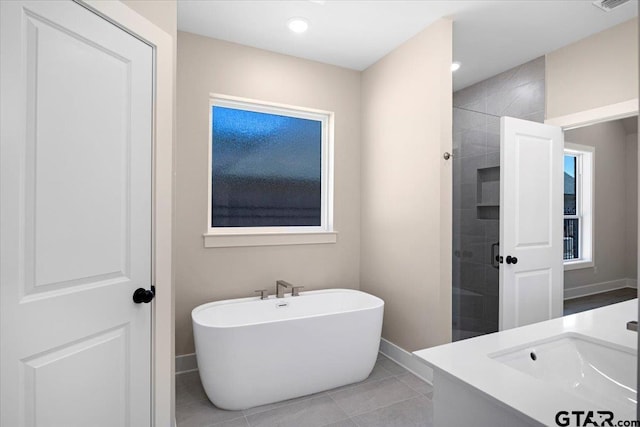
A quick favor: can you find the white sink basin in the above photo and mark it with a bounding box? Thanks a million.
[490,333,637,414]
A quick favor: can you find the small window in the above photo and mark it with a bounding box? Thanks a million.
[563,143,594,269]
[205,95,335,247]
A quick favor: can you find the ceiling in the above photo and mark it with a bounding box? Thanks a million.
[177,0,638,91]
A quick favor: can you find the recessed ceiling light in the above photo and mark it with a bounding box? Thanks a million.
[287,18,309,34]
[451,62,461,72]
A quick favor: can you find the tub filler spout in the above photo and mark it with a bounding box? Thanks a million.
[275,280,293,298]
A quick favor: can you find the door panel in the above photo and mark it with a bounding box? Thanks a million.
[26,10,133,295]
[514,135,553,247]
[1,2,153,426]
[500,117,564,330]
[22,326,129,427]
[514,269,553,326]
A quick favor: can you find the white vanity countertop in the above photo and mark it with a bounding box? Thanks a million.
[413,300,638,426]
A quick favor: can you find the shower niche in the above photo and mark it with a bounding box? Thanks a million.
[476,166,499,220]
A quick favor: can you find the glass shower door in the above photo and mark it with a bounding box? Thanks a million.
[451,106,500,341]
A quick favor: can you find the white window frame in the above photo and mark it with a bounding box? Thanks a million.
[203,94,336,248]
[563,142,594,270]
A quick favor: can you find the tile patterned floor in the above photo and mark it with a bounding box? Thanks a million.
[176,354,433,427]
[563,287,637,315]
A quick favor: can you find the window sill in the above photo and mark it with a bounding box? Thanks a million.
[203,231,338,248]
[564,260,594,271]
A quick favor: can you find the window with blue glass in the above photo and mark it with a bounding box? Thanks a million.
[209,97,331,231]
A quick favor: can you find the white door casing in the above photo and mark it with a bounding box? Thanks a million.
[499,117,564,330]
[1,2,153,426]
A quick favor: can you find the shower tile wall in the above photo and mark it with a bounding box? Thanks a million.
[452,57,545,341]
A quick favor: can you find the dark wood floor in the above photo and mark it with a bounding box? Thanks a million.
[564,287,637,315]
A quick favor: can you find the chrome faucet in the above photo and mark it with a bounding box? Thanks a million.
[276,280,293,298]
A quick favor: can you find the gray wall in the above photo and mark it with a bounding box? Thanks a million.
[546,19,638,120]
[360,19,453,352]
[121,0,176,38]
[452,57,545,339]
[564,120,638,291]
[176,32,361,356]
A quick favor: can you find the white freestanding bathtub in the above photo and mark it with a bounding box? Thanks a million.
[192,288,384,410]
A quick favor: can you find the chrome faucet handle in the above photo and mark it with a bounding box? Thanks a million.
[627,320,637,332]
[254,289,269,300]
[292,286,304,297]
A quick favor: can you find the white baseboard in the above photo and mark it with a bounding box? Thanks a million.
[379,338,433,385]
[175,353,197,375]
[564,278,636,300]
[175,340,435,384]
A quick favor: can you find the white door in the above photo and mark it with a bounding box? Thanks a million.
[1,2,153,426]
[499,117,564,330]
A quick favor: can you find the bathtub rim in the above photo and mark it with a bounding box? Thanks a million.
[192,288,384,329]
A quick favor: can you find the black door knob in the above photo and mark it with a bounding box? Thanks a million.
[133,287,155,304]
[506,255,518,265]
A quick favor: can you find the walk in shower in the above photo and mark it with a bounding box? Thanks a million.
[452,57,546,341]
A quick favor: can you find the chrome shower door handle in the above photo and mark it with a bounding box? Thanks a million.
[491,242,500,269]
